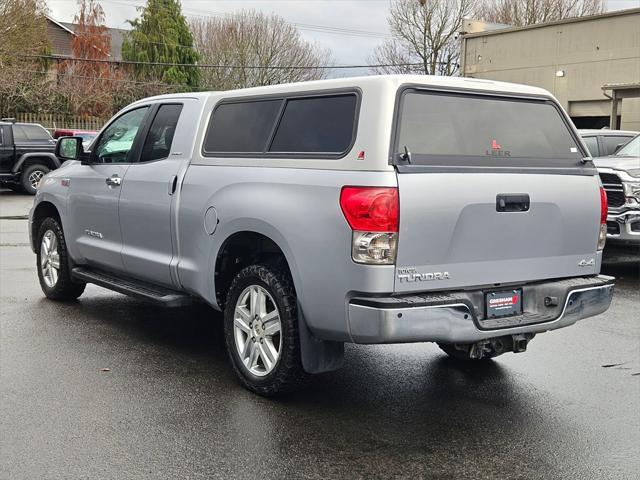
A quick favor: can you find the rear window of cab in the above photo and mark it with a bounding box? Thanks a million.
[393,89,583,168]
[202,92,359,158]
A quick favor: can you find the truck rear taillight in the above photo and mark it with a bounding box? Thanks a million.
[340,186,398,264]
[340,187,398,232]
[598,186,607,250]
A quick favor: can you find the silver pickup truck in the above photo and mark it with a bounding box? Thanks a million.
[30,75,614,396]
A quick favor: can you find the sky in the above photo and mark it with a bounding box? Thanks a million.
[47,0,640,74]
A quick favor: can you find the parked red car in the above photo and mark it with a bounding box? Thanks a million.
[52,129,98,148]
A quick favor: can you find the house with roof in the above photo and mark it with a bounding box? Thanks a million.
[45,15,126,62]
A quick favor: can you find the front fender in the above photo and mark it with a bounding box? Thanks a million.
[12,153,61,173]
[29,176,70,252]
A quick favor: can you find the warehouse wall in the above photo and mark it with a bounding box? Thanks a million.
[461,9,640,130]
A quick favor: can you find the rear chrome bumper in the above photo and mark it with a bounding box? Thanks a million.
[347,275,614,344]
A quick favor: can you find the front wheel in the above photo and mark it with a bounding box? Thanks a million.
[223,264,305,396]
[21,164,50,195]
[36,217,86,300]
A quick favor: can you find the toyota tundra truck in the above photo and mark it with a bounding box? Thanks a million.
[30,75,614,396]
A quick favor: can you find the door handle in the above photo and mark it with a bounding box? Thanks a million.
[106,175,122,187]
[168,175,177,195]
[496,194,530,212]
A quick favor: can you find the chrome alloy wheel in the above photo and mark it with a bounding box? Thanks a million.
[29,169,45,190]
[40,230,60,288]
[233,285,282,377]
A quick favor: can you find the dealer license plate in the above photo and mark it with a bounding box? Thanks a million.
[486,289,523,318]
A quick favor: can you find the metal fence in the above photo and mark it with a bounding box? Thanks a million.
[11,113,108,132]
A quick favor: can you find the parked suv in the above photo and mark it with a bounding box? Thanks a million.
[0,119,58,194]
[30,76,614,395]
[594,134,640,250]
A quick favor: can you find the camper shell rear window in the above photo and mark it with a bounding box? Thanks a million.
[392,88,586,170]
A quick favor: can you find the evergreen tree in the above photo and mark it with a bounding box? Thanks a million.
[122,0,199,89]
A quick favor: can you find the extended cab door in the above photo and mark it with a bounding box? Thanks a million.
[118,102,189,287]
[66,106,151,273]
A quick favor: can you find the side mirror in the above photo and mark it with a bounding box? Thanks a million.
[614,143,625,153]
[56,136,85,162]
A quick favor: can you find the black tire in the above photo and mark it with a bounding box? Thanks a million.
[36,217,86,301]
[21,164,50,195]
[223,264,305,396]
[438,342,500,361]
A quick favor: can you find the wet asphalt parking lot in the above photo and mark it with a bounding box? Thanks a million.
[1,190,639,479]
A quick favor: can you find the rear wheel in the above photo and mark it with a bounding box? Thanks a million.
[223,264,305,396]
[36,217,85,300]
[21,164,50,195]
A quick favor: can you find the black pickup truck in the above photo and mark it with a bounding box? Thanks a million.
[0,119,59,194]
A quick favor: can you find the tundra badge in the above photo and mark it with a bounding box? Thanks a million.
[398,267,450,283]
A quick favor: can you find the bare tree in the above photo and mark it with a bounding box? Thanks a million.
[369,0,472,76]
[0,0,179,119]
[0,0,49,62]
[475,0,605,26]
[0,0,51,114]
[190,10,333,90]
[57,0,116,117]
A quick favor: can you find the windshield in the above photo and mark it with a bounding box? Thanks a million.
[616,135,639,157]
[394,90,583,169]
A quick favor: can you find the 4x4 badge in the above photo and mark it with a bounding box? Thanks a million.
[578,258,595,267]
[84,229,103,239]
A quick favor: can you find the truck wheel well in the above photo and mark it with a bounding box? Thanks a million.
[215,232,292,308]
[31,202,60,248]
[21,157,56,170]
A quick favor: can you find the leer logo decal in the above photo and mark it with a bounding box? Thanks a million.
[486,138,511,157]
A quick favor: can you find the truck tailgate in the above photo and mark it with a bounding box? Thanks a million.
[394,172,601,292]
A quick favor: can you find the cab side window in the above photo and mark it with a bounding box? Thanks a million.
[140,104,183,162]
[22,125,52,141]
[94,107,149,164]
[602,136,630,156]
